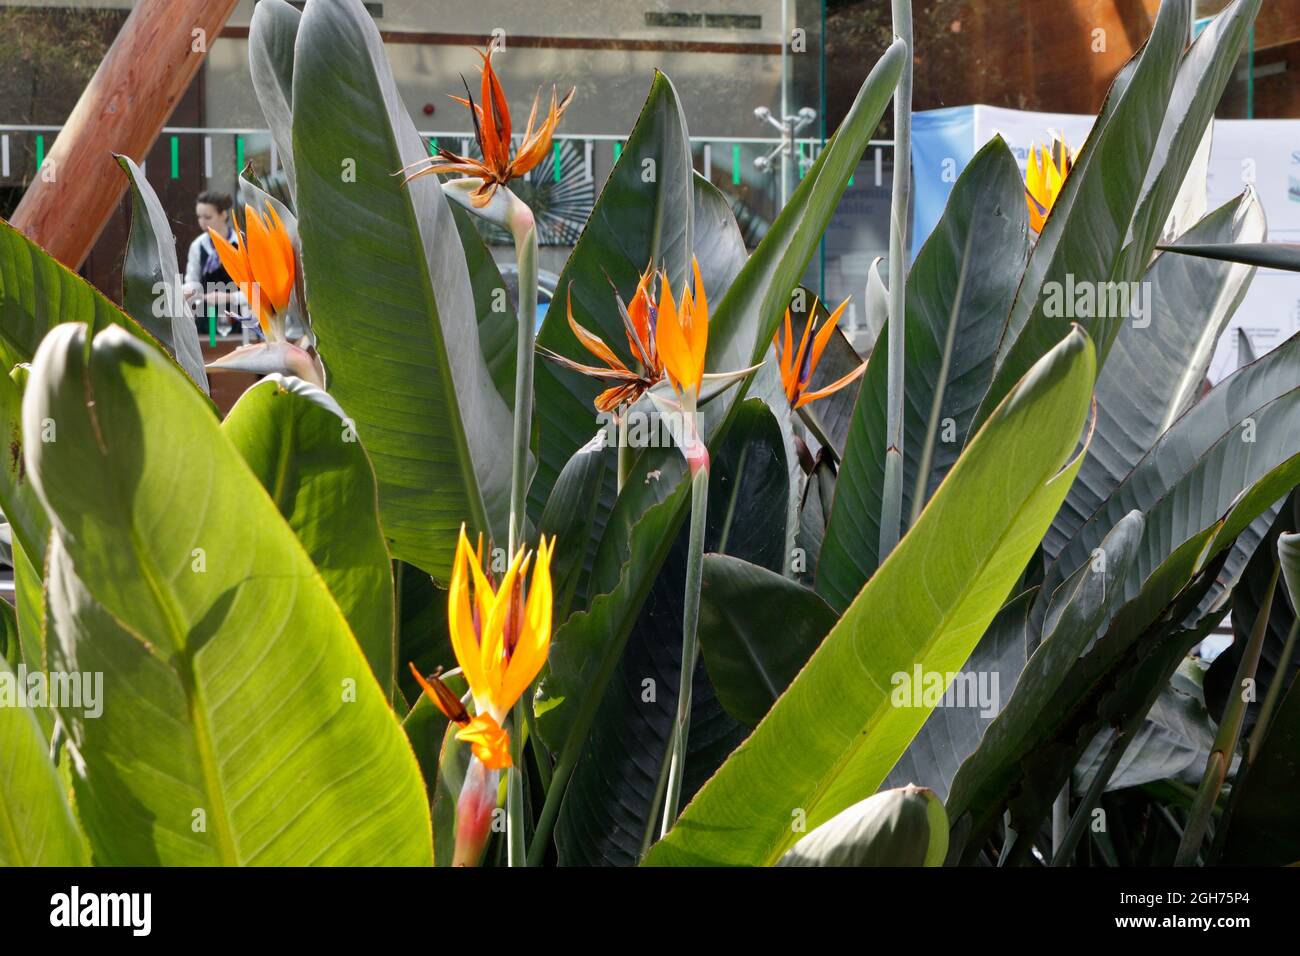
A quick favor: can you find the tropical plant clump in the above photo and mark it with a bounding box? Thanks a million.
[0,0,1296,868]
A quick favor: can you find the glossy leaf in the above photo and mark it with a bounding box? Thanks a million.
[981,0,1257,425]
[293,0,513,578]
[222,375,396,699]
[28,323,430,865]
[646,327,1096,866]
[117,155,209,393]
[1044,189,1266,560]
[1044,334,1300,628]
[818,137,1028,611]
[249,0,301,200]
[697,553,837,727]
[553,400,784,865]
[0,218,157,374]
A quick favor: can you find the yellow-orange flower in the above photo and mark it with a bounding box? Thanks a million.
[656,257,710,397]
[405,46,574,208]
[209,204,295,337]
[409,526,554,771]
[773,297,866,409]
[537,266,664,412]
[1024,133,1075,233]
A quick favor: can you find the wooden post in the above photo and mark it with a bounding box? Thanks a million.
[10,0,240,269]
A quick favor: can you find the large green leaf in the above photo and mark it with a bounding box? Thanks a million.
[950,430,1300,858]
[0,218,157,374]
[293,0,513,579]
[817,137,1028,612]
[117,155,209,393]
[697,553,837,728]
[646,327,1097,866]
[1044,189,1266,560]
[249,0,300,200]
[222,375,396,701]
[27,323,430,865]
[534,449,689,755]
[1044,334,1300,623]
[533,41,906,767]
[530,71,696,515]
[0,653,89,866]
[980,0,1258,424]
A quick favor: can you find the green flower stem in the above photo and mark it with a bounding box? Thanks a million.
[508,216,538,556]
[617,410,632,493]
[507,701,527,866]
[659,464,711,838]
[522,691,553,792]
[880,0,912,561]
[527,744,576,867]
[505,205,538,867]
[1175,561,1280,866]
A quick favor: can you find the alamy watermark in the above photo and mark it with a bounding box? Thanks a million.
[595,408,694,450]
[890,665,1000,719]
[1041,274,1152,328]
[0,664,103,718]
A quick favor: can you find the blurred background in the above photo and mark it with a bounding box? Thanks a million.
[0,0,1291,351]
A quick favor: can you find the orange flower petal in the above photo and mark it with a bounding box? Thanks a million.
[808,297,852,377]
[448,527,491,712]
[456,713,513,770]
[655,272,689,392]
[794,359,867,408]
[566,290,628,371]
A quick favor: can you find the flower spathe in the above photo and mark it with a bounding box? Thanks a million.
[409,526,555,771]
[1024,133,1075,233]
[773,296,866,409]
[403,46,574,209]
[208,204,295,338]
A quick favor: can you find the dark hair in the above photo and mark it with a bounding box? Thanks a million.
[196,190,233,213]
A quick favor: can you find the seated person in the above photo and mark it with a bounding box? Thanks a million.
[182,190,249,335]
